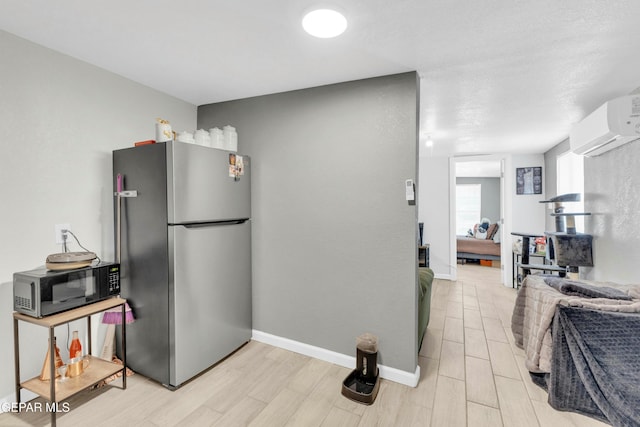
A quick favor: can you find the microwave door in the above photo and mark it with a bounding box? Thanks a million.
[54,287,85,302]
[56,271,95,299]
[43,286,85,315]
[42,273,95,315]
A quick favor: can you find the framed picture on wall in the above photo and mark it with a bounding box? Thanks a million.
[516,167,542,195]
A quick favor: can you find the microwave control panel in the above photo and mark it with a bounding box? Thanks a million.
[107,265,121,295]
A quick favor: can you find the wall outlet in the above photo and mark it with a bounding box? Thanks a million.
[55,223,71,244]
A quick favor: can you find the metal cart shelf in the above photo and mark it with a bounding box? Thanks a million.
[13,297,128,426]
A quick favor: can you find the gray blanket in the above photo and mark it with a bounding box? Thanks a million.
[544,277,632,300]
[534,305,640,427]
[512,275,640,373]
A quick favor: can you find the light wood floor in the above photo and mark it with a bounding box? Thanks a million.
[1,264,610,427]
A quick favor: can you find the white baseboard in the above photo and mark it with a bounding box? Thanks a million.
[0,389,38,413]
[434,273,453,280]
[251,330,420,388]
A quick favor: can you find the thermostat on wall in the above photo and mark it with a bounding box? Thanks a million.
[405,179,415,201]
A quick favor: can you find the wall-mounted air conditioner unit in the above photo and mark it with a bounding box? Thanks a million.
[570,94,640,156]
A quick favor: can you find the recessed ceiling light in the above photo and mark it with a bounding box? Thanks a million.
[302,9,347,38]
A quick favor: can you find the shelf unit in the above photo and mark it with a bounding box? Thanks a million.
[511,232,569,288]
[13,297,128,427]
[511,250,562,288]
[418,244,430,268]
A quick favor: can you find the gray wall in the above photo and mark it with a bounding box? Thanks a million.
[544,136,640,284]
[583,140,640,283]
[198,73,420,372]
[0,30,196,402]
[456,177,500,224]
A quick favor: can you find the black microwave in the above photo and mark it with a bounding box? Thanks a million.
[13,262,120,318]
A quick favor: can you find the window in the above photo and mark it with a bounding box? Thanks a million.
[456,184,481,235]
[556,151,585,232]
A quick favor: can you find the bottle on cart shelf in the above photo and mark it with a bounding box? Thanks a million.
[69,330,82,359]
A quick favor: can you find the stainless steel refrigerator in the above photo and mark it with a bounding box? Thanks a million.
[113,141,251,389]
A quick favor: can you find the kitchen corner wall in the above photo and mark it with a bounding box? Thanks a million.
[0,30,196,402]
[198,72,420,373]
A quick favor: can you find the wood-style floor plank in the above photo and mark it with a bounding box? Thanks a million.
[0,264,612,427]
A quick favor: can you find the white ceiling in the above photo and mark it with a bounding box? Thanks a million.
[2,0,640,156]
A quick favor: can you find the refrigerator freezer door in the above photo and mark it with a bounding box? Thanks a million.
[169,220,252,387]
[168,142,251,224]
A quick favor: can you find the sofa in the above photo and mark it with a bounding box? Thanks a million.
[418,267,434,351]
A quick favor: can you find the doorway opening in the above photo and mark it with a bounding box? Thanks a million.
[453,157,505,281]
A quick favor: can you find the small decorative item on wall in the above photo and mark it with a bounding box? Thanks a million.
[516,167,542,195]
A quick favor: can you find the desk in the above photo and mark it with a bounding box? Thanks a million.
[14,298,128,427]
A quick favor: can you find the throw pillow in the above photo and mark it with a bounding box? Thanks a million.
[486,223,499,240]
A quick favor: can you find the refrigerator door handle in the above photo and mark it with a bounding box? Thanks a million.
[176,219,249,228]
